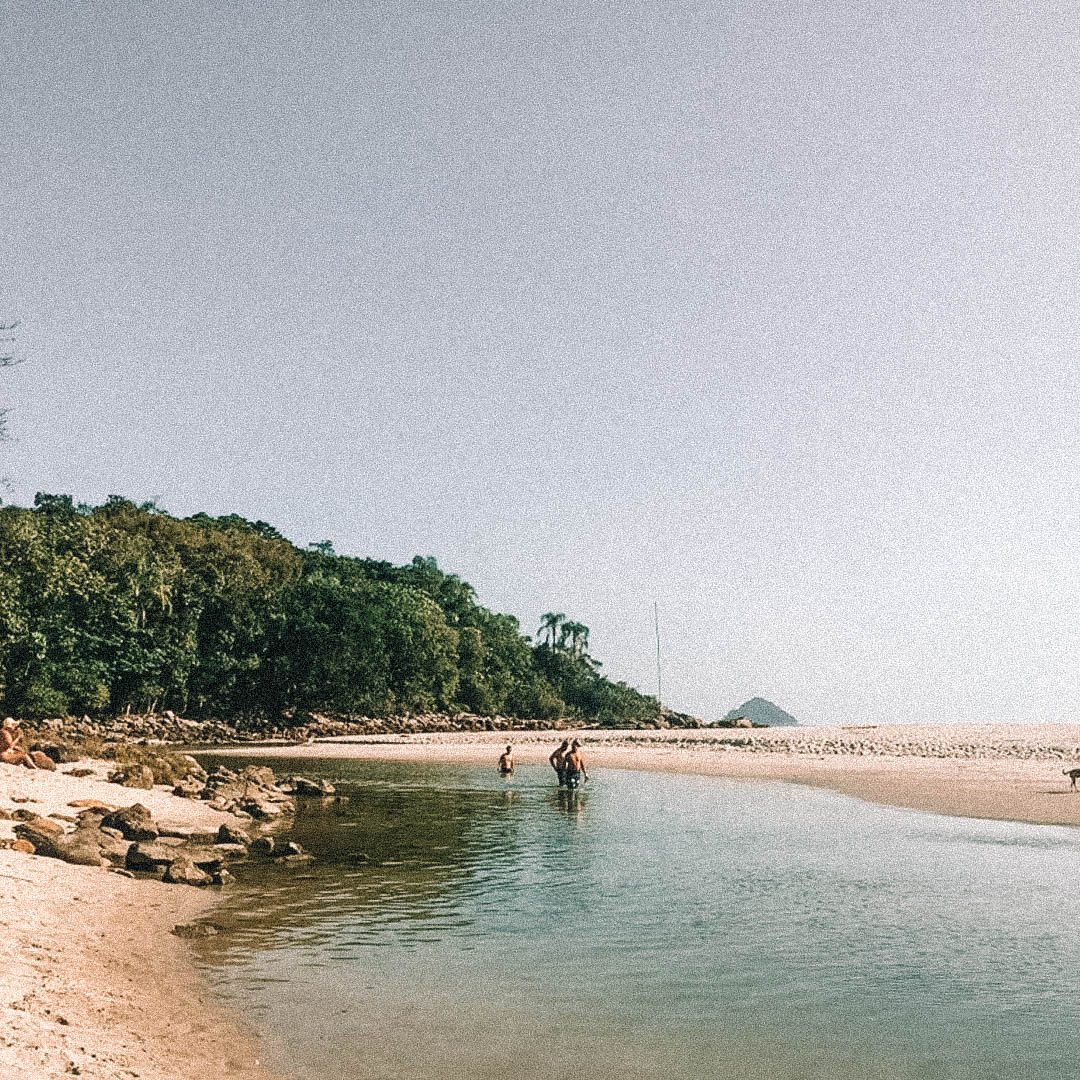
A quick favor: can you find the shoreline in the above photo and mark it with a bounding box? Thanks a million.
[211,722,1080,828]
[6,721,1080,1079]
[0,760,281,1080]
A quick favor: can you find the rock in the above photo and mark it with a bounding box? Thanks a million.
[172,778,206,799]
[108,763,155,790]
[215,823,248,846]
[11,839,34,854]
[240,797,286,821]
[163,856,212,886]
[30,751,57,771]
[109,868,135,878]
[284,775,336,797]
[273,852,314,867]
[171,922,220,939]
[240,765,277,789]
[211,868,234,886]
[64,768,95,778]
[75,825,129,867]
[158,826,217,844]
[100,805,158,842]
[187,848,226,871]
[206,798,236,814]
[250,836,276,856]
[57,835,104,867]
[0,809,12,820]
[13,811,63,832]
[211,842,248,858]
[99,826,125,841]
[68,799,115,810]
[125,841,181,873]
[48,813,78,823]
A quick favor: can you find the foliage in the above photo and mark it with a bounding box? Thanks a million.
[0,496,666,726]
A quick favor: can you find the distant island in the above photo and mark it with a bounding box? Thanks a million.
[719,697,798,727]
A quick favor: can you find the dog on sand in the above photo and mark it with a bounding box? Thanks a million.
[1064,768,1080,790]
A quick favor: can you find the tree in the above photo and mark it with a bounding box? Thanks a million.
[562,620,589,658]
[538,612,566,651]
[0,320,22,478]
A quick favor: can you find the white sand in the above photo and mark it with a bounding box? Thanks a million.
[215,723,1080,827]
[0,760,278,1080]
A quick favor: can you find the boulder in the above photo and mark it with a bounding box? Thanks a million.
[172,778,206,799]
[250,836,277,856]
[163,856,212,887]
[126,841,181,873]
[30,751,57,771]
[240,765,277,789]
[108,763,155,790]
[10,839,35,854]
[284,775,336,797]
[215,823,248,846]
[100,805,158,842]
[239,797,289,821]
[13,820,105,867]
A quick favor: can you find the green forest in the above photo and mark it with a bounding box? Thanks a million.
[0,494,674,727]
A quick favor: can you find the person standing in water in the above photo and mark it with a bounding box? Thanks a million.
[497,744,514,775]
[549,739,570,786]
[563,739,588,788]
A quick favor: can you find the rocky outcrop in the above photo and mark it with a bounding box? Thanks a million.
[107,763,155,789]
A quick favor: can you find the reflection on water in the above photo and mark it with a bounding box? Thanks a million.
[192,757,1080,1080]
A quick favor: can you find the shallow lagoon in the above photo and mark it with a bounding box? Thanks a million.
[192,757,1080,1079]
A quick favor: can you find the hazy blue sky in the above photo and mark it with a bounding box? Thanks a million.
[2,0,1078,724]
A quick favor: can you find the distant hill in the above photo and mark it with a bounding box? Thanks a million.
[720,697,798,727]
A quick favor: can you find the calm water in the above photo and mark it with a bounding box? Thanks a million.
[192,757,1080,1080]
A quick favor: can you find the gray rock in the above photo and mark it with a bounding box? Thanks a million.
[108,763,155,790]
[126,841,181,873]
[100,805,158,842]
[163,856,212,886]
[215,824,248,846]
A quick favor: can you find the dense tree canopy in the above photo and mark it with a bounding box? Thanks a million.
[0,496,668,726]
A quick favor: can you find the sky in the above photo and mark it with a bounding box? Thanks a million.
[2,0,1079,725]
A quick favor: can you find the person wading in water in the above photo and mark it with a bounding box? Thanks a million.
[563,739,589,789]
[497,744,514,775]
[549,739,570,786]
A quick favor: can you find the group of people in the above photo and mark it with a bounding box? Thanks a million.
[496,738,589,788]
[0,717,37,769]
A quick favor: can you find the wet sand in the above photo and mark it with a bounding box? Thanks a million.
[0,760,278,1080]
[214,723,1080,828]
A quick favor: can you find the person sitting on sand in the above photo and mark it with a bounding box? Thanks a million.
[498,744,514,775]
[563,739,588,788]
[0,718,36,769]
[549,739,570,786]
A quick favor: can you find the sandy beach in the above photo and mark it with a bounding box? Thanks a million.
[215,722,1080,828]
[0,761,278,1080]
[5,721,1080,1079]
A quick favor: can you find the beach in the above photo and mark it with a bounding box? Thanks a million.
[0,761,277,1080]
[215,722,1080,828]
[5,721,1080,1079]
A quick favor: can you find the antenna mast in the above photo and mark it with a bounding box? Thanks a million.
[654,599,662,705]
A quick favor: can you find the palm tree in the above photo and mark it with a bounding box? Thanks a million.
[538,612,565,650]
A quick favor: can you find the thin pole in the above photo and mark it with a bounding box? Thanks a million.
[654,599,662,705]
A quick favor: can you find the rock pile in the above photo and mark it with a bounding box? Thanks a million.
[24,707,705,748]
[10,794,320,886]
